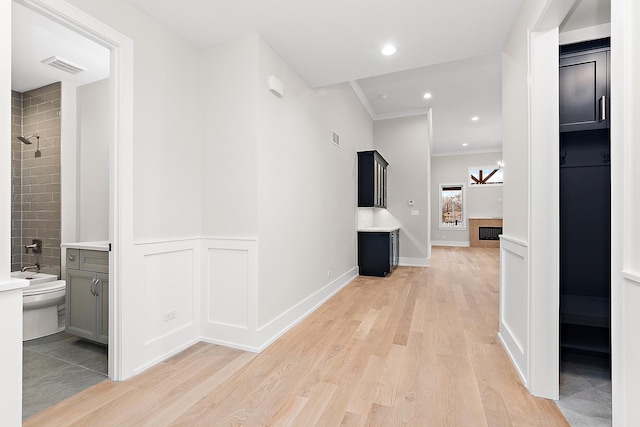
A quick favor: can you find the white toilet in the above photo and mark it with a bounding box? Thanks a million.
[22,279,66,341]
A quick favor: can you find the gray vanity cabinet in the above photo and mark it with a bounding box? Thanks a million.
[65,249,109,345]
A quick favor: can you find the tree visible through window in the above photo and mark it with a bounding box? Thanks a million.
[440,184,465,228]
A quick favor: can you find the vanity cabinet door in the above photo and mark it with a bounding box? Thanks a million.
[96,273,109,345]
[66,269,97,341]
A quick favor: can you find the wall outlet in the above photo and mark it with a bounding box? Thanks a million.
[407,199,415,206]
[164,309,177,322]
[411,210,420,216]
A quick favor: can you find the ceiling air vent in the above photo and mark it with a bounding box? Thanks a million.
[41,56,87,75]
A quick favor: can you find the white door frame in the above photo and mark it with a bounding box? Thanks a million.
[16,0,134,381]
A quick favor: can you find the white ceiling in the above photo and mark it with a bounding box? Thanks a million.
[11,0,610,156]
[11,2,109,93]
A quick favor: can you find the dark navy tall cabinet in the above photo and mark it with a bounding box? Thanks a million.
[559,38,611,357]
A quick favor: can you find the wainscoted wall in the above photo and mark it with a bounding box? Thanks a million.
[498,235,529,386]
[132,238,201,375]
[131,237,358,372]
[200,237,358,352]
[200,238,259,351]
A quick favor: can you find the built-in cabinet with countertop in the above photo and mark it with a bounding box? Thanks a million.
[358,228,399,277]
[358,150,388,208]
[559,38,611,357]
[63,242,109,345]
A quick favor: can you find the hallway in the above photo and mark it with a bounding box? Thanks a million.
[24,247,568,425]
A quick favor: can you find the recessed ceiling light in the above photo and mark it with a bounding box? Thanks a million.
[471,116,480,121]
[381,44,397,56]
[462,143,468,147]
[423,92,432,99]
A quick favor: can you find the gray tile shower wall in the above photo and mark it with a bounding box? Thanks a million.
[12,82,62,277]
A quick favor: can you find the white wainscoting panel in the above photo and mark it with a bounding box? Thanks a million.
[200,237,358,353]
[498,235,529,386]
[201,238,260,351]
[132,239,201,375]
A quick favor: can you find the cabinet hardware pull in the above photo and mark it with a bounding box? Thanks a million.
[91,278,97,296]
[69,255,75,261]
[95,279,101,296]
[601,95,606,121]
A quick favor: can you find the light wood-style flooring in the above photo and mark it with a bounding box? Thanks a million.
[25,247,568,426]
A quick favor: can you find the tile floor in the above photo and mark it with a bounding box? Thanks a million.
[558,352,612,426]
[22,332,108,420]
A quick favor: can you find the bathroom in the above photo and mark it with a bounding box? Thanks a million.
[11,1,111,419]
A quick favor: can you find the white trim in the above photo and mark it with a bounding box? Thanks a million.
[431,148,504,157]
[398,257,429,267]
[348,81,376,120]
[431,240,470,248]
[622,271,640,286]
[526,24,560,400]
[559,23,611,46]
[16,0,135,381]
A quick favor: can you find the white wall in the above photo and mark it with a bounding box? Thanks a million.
[611,0,640,423]
[374,115,431,266]
[256,37,373,327]
[431,152,503,246]
[200,36,259,237]
[68,0,202,242]
[197,35,373,349]
[1,1,10,281]
[76,78,109,241]
[0,2,21,423]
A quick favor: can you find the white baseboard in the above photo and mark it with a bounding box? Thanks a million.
[399,257,429,267]
[431,240,470,247]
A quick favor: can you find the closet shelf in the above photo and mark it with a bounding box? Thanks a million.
[560,294,610,328]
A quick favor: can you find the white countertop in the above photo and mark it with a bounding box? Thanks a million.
[61,241,110,251]
[358,227,400,232]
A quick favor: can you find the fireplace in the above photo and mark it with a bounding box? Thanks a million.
[469,218,503,247]
[479,226,502,240]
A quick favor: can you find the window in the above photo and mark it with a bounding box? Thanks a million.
[439,184,466,229]
[469,165,504,186]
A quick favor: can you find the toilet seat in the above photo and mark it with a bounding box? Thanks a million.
[24,280,65,296]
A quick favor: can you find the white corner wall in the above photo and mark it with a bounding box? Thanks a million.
[255,37,371,329]
[197,35,372,351]
[431,152,503,246]
[374,115,431,266]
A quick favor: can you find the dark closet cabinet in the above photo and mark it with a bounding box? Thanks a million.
[559,41,610,132]
[358,150,388,208]
[358,229,399,277]
[559,38,611,356]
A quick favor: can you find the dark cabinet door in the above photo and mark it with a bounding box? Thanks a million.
[358,231,399,277]
[358,151,388,208]
[559,51,609,132]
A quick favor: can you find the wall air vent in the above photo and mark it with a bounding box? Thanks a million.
[332,131,340,147]
[41,56,87,75]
